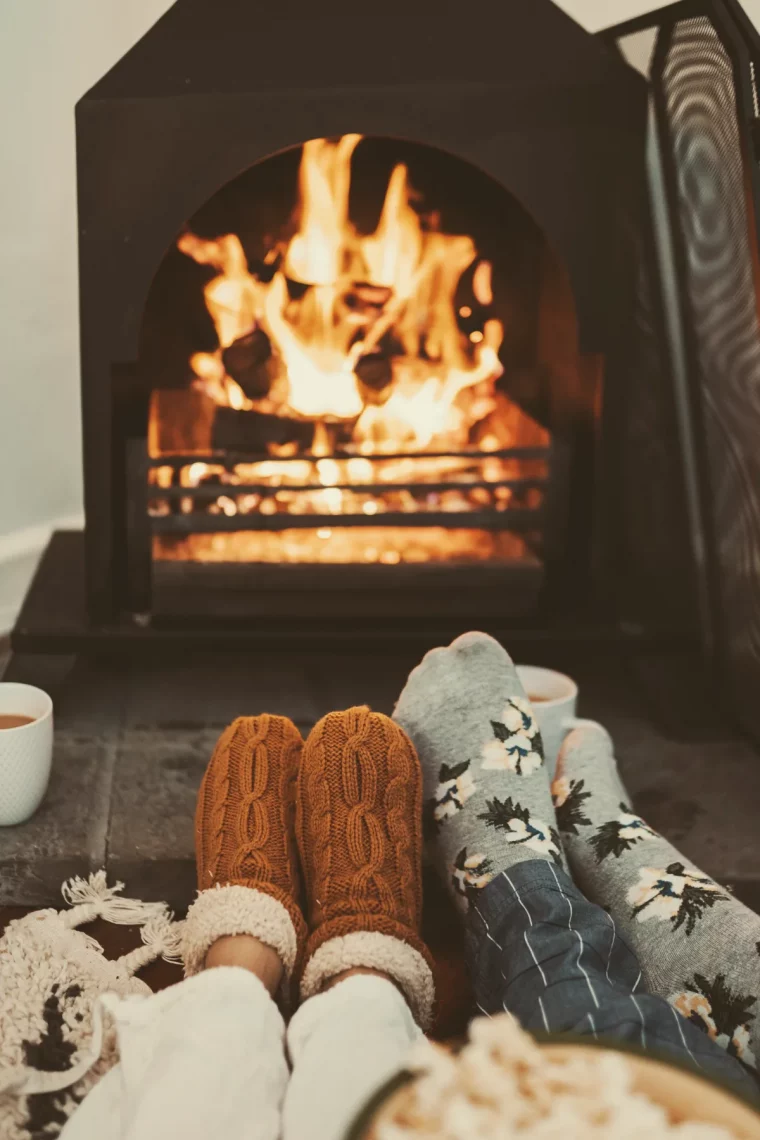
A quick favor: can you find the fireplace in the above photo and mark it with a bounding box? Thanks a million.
[140,132,582,623]
[65,0,650,639]
[18,0,743,651]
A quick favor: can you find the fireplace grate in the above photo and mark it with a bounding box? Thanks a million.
[144,445,551,539]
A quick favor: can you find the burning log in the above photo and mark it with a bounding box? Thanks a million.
[149,388,316,458]
[148,389,216,456]
[221,328,273,400]
[355,351,393,404]
[212,407,313,453]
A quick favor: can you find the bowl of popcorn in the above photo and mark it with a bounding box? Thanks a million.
[349,1016,760,1140]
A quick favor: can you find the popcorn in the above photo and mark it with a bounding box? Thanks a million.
[374,1016,736,1140]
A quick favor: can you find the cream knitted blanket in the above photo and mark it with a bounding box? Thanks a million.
[0,872,182,1140]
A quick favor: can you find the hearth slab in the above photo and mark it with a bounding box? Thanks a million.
[0,654,128,905]
[12,530,674,653]
[0,729,115,906]
[1,647,759,912]
[123,651,323,730]
[108,726,222,904]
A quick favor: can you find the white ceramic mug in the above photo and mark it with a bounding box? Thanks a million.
[515,665,600,778]
[0,683,54,826]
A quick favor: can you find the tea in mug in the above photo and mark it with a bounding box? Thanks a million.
[0,714,36,730]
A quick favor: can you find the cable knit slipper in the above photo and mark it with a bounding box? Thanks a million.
[182,715,307,998]
[296,706,435,1029]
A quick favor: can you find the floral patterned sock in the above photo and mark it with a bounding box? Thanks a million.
[553,722,760,1071]
[393,631,565,913]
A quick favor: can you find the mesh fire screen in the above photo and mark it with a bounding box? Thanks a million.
[614,1,760,739]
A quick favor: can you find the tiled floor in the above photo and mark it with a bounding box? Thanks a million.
[1,645,760,917]
[2,641,760,1042]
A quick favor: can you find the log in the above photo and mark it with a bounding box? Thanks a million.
[355,351,392,391]
[212,407,313,452]
[222,328,273,399]
[148,388,216,457]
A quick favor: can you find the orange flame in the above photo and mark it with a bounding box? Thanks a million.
[159,136,550,565]
[178,135,504,433]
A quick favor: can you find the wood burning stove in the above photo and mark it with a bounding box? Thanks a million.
[17,0,731,652]
[59,0,651,643]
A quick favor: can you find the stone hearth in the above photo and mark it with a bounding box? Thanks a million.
[1,646,759,912]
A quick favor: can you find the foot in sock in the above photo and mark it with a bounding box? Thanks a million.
[393,631,565,913]
[296,706,435,1029]
[553,722,760,1070]
[182,715,308,1003]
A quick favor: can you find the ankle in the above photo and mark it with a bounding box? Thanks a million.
[320,966,398,994]
[205,934,284,995]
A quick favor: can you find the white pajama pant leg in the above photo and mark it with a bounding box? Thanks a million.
[61,969,419,1140]
[283,975,422,1140]
[61,967,288,1140]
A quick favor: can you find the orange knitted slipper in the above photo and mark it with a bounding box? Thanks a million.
[296,706,435,1029]
[181,715,307,988]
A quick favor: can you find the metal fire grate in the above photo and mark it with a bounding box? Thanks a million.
[143,445,552,538]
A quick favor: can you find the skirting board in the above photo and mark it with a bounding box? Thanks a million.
[0,514,84,634]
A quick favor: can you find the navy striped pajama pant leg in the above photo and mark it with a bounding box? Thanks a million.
[464,859,760,1105]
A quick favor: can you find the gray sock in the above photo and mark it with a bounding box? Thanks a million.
[393,631,564,912]
[554,723,760,1071]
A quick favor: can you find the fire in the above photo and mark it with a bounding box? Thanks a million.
[177,134,505,430]
[286,134,360,286]
[154,136,549,565]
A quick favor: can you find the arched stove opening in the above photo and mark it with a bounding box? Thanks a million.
[138,135,589,618]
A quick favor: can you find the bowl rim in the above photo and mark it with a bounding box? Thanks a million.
[345,1031,760,1140]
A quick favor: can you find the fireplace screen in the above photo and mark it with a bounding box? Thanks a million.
[141,136,556,575]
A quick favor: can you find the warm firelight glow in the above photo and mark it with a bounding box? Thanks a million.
[154,136,549,565]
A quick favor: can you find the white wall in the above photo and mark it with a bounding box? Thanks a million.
[0,0,174,628]
[0,0,759,629]
[557,0,760,29]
